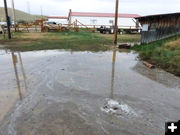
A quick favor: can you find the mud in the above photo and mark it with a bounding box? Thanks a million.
[0,49,180,135]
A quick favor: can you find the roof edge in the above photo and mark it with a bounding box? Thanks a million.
[135,12,180,19]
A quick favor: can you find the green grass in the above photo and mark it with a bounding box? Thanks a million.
[132,35,180,76]
[0,31,141,52]
[99,34,141,43]
[0,31,112,52]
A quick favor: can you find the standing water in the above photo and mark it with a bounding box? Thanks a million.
[0,49,180,135]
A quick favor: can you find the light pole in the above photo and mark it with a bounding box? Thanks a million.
[114,0,119,45]
[41,6,43,18]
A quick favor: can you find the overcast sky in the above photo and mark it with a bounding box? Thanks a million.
[0,0,180,16]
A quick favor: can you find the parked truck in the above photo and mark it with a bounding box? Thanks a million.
[97,25,140,34]
[42,21,69,32]
[97,26,122,34]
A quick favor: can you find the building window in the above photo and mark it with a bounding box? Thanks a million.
[109,20,114,24]
[142,24,149,31]
[90,19,97,25]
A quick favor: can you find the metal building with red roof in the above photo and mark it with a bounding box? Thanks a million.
[68,10,141,29]
[48,9,141,30]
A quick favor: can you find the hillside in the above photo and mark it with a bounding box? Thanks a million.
[0,7,46,22]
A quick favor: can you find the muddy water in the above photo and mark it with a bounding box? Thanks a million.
[0,49,180,135]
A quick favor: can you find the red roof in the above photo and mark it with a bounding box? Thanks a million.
[48,16,68,19]
[71,12,140,18]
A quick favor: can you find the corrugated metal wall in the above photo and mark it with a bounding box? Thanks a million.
[141,27,180,44]
[139,13,180,44]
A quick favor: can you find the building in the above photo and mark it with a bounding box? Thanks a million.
[68,10,141,29]
[136,12,180,44]
[48,10,141,30]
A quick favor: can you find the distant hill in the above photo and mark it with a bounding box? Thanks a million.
[0,7,46,22]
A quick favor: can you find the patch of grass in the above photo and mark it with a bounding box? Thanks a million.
[99,33,141,43]
[0,31,112,52]
[0,31,140,52]
[132,35,180,76]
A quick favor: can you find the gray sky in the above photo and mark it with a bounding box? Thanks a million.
[0,0,180,16]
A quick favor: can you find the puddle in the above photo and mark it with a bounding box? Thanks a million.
[0,49,180,135]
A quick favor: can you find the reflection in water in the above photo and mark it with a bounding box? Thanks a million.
[110,50,117,99]
[11,52,27,100]
[18,52,28,91]
[11,52,22,100]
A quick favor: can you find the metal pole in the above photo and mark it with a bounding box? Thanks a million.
[4,0,11,39]
[11,0,17,32]
[114,0,119,45]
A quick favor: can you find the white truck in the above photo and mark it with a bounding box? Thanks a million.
[0,22,7,28]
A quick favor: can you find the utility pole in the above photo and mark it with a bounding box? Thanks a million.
[4,0,11,39]
[40,6,43,18]
[27,1,30,14]
[69,9,72,27]
[114,0,119,45]
[26,1,30,22]
[11,0,17,32]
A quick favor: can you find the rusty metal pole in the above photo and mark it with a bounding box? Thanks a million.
[114,0,119,45]
[11,0,17,32]
[4,0,11,39]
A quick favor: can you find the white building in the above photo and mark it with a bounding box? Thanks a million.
[48,10,141,29]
